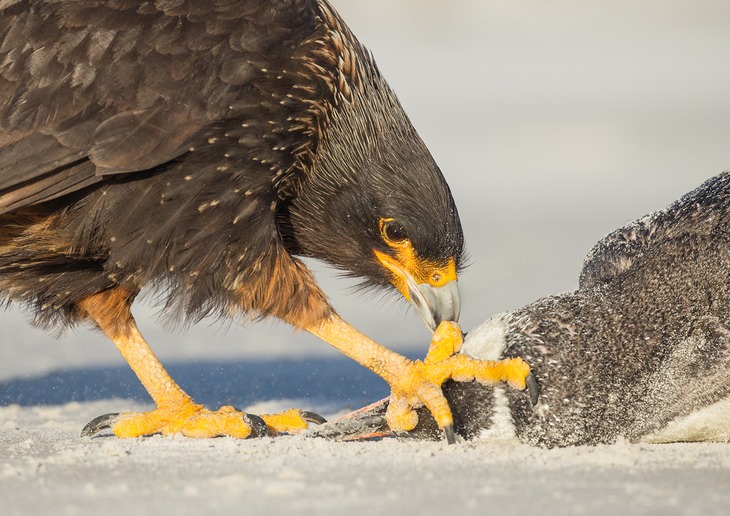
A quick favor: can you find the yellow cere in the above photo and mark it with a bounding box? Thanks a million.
[374,217,458,300]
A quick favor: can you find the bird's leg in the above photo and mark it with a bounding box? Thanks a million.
[78,289,321,438]
[307,315,531,436]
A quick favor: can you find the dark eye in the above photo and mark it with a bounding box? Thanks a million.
[381,218,409,244]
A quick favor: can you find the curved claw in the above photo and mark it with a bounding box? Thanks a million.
[301,411,327,425]
[443,425,456,445]
[81,413,119,438]
[526,373,539,406]
[241,413,268,438]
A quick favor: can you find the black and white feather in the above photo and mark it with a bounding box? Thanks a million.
[444,171,730,446]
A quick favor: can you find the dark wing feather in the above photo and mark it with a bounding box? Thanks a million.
[0,0,320,213]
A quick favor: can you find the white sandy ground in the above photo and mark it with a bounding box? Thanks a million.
[3,1,730,515]
[3,400,730,516]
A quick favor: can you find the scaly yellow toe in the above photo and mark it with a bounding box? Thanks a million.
[111,402,255,439]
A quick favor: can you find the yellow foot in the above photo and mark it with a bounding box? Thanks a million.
[385,321,533,440]
[261,409,327,435]
[81,402,326,439]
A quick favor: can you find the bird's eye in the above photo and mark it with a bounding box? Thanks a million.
[380,218,409,245]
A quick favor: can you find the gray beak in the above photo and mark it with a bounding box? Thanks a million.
[407,278,461,332]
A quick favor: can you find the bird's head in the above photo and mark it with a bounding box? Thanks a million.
[370,215,462,331]
[283,74,465,331]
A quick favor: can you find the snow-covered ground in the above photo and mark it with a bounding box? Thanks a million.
[2,1,730,515]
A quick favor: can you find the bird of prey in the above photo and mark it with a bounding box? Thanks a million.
[318,172,730,446]
[0,0,531,439]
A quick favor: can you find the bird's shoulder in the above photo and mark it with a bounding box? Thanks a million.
[579,172,730,289]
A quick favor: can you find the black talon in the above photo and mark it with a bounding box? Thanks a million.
[301,411,327,425]
[443,425,456,445]
[242,413,269,438]
[81,413,119,438]
[526,373,539,406]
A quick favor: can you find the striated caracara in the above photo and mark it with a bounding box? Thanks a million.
[0,0,531,441]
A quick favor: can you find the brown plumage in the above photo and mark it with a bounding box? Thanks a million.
[0,0,462,326]
[0,0,529,439]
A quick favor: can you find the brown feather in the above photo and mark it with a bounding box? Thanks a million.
[0,0,463,336]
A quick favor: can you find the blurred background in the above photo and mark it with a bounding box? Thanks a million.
[1,1,729,393]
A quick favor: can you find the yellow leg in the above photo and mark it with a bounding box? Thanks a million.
[79,290,316,438]
[307,316,531,434]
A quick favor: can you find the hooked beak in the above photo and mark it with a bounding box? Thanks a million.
[373,249,461,332]
[406,277,461,332]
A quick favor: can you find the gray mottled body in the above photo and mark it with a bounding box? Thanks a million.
[409,171,730,446]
